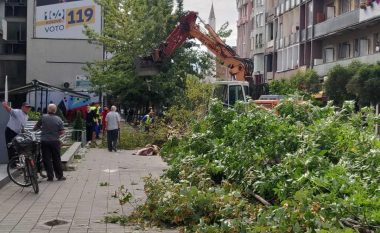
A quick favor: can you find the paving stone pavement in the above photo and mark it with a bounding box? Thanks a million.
[0,149,178,233]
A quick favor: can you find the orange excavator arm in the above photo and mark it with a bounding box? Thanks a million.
[137,11,253,82]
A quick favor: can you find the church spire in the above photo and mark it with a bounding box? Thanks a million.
[209,3,215,21]
[208,2,216,30]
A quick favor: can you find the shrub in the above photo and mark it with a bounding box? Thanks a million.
[28,111,41,121]
[127,100,380,232]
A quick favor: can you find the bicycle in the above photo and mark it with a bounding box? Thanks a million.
[6,130,41,194]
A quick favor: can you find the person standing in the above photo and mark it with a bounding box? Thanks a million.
[141,111,155,132]
[101,106,109,134]
[94,103,101,139]
[85,105,95,142]
[105,106,121,152]
[34,104,66,181]
[2,102,31,158]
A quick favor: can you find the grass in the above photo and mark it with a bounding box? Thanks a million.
[101,124,167,150]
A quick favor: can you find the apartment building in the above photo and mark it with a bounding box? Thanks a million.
[0,0,27,95]
[312,0,380,76]
[238,0,380,82]
[237,0,253,58]
[251,0,266,84]
[0,0,103,105]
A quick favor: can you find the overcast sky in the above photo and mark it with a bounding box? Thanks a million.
[182,0,238,46]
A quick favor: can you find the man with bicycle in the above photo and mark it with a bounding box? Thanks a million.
[2,101,31,159]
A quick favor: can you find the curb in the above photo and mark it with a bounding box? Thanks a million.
[0,175,10,189]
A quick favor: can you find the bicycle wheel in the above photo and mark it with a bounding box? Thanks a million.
[26,158,39,194]
[7,156,32,187]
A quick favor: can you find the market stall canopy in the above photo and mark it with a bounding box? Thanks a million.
[0,79,90,99]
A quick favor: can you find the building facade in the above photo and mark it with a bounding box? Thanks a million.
[237,0,380,82]
[237,0,253,58]
[0,0,103,105]
[251,0,266,84]
[0,0,27,94]
[27,0,103,89]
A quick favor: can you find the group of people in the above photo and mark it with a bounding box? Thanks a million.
[2,101,66,182]
[2,100,156,182]
[85,103,103,143]
[85,104,121,152]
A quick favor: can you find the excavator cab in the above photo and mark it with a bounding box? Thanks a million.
[212,81,250,107]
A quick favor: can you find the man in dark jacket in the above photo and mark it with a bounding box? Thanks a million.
[34,104,66,181]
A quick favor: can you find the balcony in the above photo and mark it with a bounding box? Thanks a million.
[237,16,249,26]
[267,40,274,48]
[314,10,360,38]
[313,52,380,76]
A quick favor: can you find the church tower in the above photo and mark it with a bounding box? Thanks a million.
[208,3,216,31]
[205,3,217,82]
[208,3,230,81]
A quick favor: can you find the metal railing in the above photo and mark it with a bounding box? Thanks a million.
[25,121,86,146]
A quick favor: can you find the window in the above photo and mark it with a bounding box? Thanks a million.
[325,48,334,62]
[287,47,292,70]
[359,39,369,56]
[255,33,263,48]
[213,85,228,104]
[283,49,288,70]
[307,2,313,27]
[354,38,368,56]
[5,5,27,17]
[293,45,299,68]
[7,22,26,41]
[256,13,264,28]
[266,54,273,72]
[341,0,351,14]
[0,43,26,55]
[267,22,274,41]
[338,42,350,59]
[256,0,264,7]
[354,39,359,57]
[278,23,283,39]
[0,61,26,89]
[326,6,335,19]
[374,33,379,53]
[229,85,244,106]
[277,50,283,71]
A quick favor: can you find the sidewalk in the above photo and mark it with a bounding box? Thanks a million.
[0,149,177,233]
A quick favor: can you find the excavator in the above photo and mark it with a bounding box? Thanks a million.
[136,11,269,105]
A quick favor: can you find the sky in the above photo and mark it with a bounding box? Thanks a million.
[182,0,238,46]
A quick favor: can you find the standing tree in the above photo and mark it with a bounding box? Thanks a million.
[84,0,213,110]
[325,62,361,106]
[346,62,380,106]
[269,69,320,97]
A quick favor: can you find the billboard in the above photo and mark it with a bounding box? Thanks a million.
[35,0,101,39]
